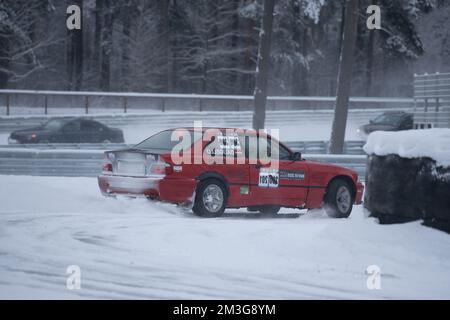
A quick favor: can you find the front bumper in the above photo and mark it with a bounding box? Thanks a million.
[356,127,368,141]
[355,181,364,204]
[98,174,197,204]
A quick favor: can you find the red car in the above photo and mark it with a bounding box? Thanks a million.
[98,127,363,218]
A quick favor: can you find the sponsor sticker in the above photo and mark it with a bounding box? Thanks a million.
[240,186,249,194]
[205,133,242,156]
[279,170,305,181]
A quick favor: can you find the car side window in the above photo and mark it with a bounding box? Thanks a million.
[204,132,243,159]
[81,120,103,132]
[239,134,257,160]
[240,135,291,161]
[277,143,292,160]
[62,121,80,133]
[401,117,413,129]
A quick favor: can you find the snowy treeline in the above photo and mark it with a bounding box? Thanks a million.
[0,0,448,96]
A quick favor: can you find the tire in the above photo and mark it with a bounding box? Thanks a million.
[258,205,281,215]
[192,179,227,217]
[323,179,354,218]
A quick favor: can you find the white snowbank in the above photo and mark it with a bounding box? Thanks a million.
[1,175,450,299]
[363,129,450,167]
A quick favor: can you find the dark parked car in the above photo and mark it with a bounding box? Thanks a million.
[8,117,124,144]
[357,111,413,138]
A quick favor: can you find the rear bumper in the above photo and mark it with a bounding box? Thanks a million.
[98,174,197,204]
[8,137,19,144]
[355,181,364,204]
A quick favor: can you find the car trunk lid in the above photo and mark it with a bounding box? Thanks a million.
[103,149,170,177]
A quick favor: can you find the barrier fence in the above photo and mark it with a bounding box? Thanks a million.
[0,109,407,134]
[0,141,366,154]
[0,89,414,115]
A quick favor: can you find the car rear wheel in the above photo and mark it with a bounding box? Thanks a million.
[193,179,227,217]
[323,179,354,218]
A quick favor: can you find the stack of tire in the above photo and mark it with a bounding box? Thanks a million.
[364,154,450,233]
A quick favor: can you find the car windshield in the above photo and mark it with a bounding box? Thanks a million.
[372,113,403,126]
[133,130,197,150]
[43,119,68,130]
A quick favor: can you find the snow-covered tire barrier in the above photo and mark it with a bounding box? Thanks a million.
[363,129,450,232]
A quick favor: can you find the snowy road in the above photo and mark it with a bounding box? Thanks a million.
[0,134,8,144]
[1,176,450,299]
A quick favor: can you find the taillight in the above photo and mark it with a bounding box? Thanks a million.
[102,153,113,173]
[147,161,172,176]
[102,163,112,172]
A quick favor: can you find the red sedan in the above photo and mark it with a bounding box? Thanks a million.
[98,127,363,218]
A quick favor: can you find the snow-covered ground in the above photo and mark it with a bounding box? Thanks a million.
[1,175,450,299]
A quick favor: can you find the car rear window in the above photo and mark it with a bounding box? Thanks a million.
[133,130,196,150]
[43,119,69,130]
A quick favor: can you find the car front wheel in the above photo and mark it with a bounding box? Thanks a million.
[323,179,354,218]
[193,179,227,217]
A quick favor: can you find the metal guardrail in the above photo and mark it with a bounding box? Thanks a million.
[302,154,367,180]
[0,109,408,133]
[0,141,366,154]
[0,147,367,179]
[413,108,450,128]
[0,149,103,177]
[285,141,365,155]
[413,72,450,128]
[414,72,450,103]
[0,143,128,150]
[0,89,414,116]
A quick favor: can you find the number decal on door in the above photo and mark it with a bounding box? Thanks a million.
[258,169,279,188]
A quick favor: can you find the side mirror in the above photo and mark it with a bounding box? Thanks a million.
[291,151,302,161]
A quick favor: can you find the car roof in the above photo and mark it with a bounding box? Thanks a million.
[164,127,258,133]
[46,117,86,122]
[72,117,98,122]
[148,127,291,151]
[381,111,411,115]
[162,127,272,138]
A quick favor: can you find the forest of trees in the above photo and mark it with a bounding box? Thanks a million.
[0,0,449,97]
